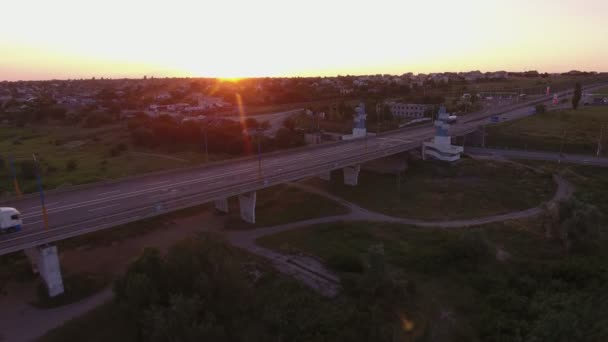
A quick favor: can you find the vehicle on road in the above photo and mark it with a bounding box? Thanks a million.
[0,207,22,234]
[447,115,458,124]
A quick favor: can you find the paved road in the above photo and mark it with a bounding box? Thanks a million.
[465,147,608,167]
[0,83,605,255]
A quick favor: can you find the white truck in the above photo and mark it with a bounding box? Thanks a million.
[0,207,22,234]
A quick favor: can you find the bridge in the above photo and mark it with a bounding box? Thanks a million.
[2,82,606,296]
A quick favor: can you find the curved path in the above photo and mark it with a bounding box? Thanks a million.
[227,173,573,296]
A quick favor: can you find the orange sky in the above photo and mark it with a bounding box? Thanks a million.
[1,0,607,81]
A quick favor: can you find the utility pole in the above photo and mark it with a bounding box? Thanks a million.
[32,154,49,230]
[597,124,605,156]
[558,130,567,163]
[202,123,209,162]
[256,128,264,179]
[8,155,22,197]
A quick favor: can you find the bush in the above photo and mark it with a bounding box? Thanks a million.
[66,159,78,171]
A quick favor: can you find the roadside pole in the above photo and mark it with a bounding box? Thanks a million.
[32,154,50,230]
[203,124,209,162]
[558,130,567,163]
[597,124,605,156]
[8,155,22,197]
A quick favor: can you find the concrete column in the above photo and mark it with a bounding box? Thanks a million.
[214,198,229,213]
[238,192,257,224]
[24,245,64,297]
[343,165,361,186]
[318,171,331,181]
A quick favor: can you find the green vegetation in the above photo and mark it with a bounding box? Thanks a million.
[0,125,213,195]
[223,184,349,229]
[257,218,608,341]
[42,234,418,341]
[32,273,109,309]
[307,159,554,220]
[485,105,608,154]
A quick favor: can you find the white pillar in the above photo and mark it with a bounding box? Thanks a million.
[214,198,229,213]
[238,192,257,224]
[343,165,361,186]
[24,245,64,297]
[319,171,331,181]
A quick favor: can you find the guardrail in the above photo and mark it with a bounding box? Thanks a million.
[0,135,426,255]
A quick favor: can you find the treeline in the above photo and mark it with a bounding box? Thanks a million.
[127,114,305,155]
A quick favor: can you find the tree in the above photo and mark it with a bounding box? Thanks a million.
[555,198,602,251]
[572,82,582,110]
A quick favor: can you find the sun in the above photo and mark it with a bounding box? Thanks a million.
[219,77,243,83]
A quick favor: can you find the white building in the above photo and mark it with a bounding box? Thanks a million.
[385,102,428,118]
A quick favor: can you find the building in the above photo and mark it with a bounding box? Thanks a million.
[385,101,428,118]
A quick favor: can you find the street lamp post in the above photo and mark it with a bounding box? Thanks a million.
[203,123,209,162]
[256,127,264,178]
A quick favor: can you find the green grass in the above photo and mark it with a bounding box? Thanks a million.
[39,301,138,342]
[485,105,608,154]
[0,125,217,195]
[223,184,349,229]
[257,219,608,341]
[307,158,555,220]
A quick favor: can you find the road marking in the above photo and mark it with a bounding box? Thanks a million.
[98,190,121,196]
[88,204,121,212]
[24,219,44,225]
[24,202,61,211]
[147,180,170,186]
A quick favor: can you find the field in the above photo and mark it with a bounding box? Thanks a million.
[0,125,218,195]
[306,158,555,220]
[257,218,608,341]
[485,105,608,154]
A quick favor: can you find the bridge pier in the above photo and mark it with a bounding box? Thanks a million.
[214,198,229,213]
[238,192,257,224]
[318,171,331,181]
[24,245,64,297]
[343,165,361,186]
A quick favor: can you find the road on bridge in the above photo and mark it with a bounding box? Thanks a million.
[0,83,605,255]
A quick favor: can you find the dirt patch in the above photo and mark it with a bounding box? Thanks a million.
[61,211,223,277]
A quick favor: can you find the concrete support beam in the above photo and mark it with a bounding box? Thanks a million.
[24,245,64,297]
[318,171,331,181]
[214,198,229,213]
[238,192,257,224]
[343,165,361,186]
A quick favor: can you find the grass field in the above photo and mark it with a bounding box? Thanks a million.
[0,125,221,195]
[257,218,608,341]
[306,158,555,220]
[485,105,608,154]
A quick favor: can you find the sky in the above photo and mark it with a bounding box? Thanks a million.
[1,0,607,81]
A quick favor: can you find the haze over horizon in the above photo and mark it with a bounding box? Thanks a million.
[1,0,607,81]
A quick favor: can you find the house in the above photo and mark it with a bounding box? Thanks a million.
[384,101,428,118]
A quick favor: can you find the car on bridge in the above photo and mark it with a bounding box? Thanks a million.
[0,207,22,234]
